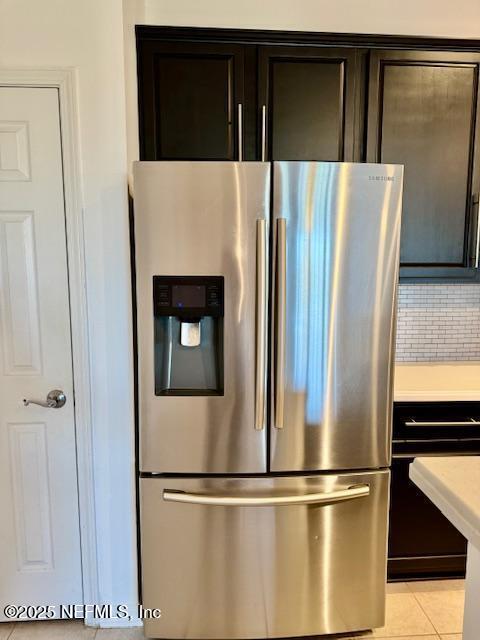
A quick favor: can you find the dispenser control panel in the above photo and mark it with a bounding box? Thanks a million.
[153,276,224,319]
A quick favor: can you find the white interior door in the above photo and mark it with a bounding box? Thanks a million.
[0,86,82,617]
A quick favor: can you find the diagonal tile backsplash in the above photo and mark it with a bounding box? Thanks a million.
[396,284,480,362]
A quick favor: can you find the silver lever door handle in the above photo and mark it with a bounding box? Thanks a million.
[23,389,67,409]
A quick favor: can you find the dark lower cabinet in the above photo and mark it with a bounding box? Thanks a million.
[367,50,480,281]
[388,455,467,580]
[137,40,246,160]
[258,46,362,161]
[388,402,480,580]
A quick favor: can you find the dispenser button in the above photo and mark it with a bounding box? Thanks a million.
[156,284,170,307]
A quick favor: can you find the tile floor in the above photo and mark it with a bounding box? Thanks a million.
[0,580,466,639]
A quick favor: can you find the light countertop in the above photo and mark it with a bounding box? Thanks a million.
[410,456,480,549]
[394,362,480,402]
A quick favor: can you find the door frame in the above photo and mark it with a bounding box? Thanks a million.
[0,68,99,622]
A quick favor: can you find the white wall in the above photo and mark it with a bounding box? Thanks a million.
[123,0,480,174]
[133,0,480,35]
[0,0,138,625]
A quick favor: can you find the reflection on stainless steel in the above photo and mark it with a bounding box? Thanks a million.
[134,162,270,473]
[141,471,389,639]
[270,162,403,472]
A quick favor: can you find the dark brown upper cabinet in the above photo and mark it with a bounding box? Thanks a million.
[136,28,480,282]
[137,40,246,160]
[258,46,362,162]
[367,50,480,281]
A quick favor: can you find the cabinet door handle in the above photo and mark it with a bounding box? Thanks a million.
[261,104,267,162]
[393,452,477,459]
[405,419,480,427]
[237,103,243,161]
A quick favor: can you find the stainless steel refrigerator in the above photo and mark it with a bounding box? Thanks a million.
[133,161,403,639]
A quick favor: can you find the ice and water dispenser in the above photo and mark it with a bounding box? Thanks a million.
[153,276,224,395]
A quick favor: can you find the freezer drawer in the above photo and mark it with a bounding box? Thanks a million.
[140,470,390,639]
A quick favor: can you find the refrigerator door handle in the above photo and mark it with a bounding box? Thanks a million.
[274,218,287,429]
[255,219,267,430]
[237,103,243,161]
[163,484,370,507]
[261,105,267,162]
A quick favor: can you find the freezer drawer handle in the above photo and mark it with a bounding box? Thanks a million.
[274,218,287,429]
[405,419,480,427]
[163,484,370,507]
[255,219,267,430]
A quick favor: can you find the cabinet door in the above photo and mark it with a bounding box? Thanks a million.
[258,46,362,161]
[137,40,245,160]
[367,50,480,281]
[388,456,467,580]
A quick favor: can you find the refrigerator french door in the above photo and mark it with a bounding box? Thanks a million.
[135,162,270,474]
[270,162,400,471]
[133,161,403,639]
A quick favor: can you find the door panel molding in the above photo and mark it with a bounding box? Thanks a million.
[8,421,54,572]
[0,69,98,620]
[0,121,31,181]
[0,211,42,375]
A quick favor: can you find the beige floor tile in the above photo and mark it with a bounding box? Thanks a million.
[413,589,465,634]
[0,624,14,640]
[440,635,462,640]
[366,592,436,637]
[95,628,144,639]
[354,636,439,640]
[386,581,410,594]
[10,621,96,640]
[408,579,465,593]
